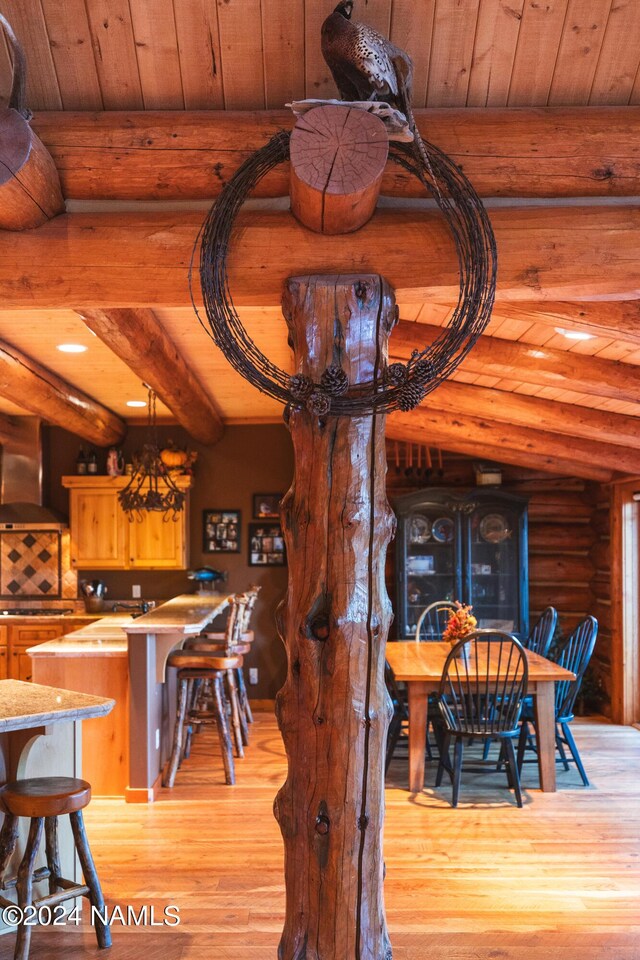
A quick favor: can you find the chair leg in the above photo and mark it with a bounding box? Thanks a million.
[213,674,236,785]
[561,721,590,786]
[555,725,571,771]
[69,811,112,949]
[385,713,402,773]
[44,817,61,896]
[236,667,253,724]
[451,737,464,808]
[516,721,529,774]
[225,669,245,758]
[15,817,43,960]
[435,731,451,787]
[163,676,189,788]
[0,812,19,886]
[503,737,523,808]
[182,679,198,760]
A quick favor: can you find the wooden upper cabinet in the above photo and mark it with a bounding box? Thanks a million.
[62,476,191,570]
[128,510,186,569]
[69,486,127,568]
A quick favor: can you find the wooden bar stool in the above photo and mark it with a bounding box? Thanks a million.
[197,591,257,732]
[163,653,241,788]
[0,777,111,960]
[186,594,251,750]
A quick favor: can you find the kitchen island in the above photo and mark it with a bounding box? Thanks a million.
[29,595,231,803]
[0,680,114,933]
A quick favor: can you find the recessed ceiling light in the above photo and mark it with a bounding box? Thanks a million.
[57,343,88,353]
[554,327,595,341]
[126,400,147,408]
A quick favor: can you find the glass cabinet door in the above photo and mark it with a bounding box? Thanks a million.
[403,506,461,638]
[465,503,523,634]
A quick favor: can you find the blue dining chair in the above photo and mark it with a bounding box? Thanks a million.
[517,616,598,786]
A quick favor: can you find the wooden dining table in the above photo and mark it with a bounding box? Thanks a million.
[385,641,576,793]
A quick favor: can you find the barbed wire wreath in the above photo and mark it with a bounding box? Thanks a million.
[192,129,497,417]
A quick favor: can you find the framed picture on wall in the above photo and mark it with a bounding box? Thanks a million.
[203,510,241,553]
[249,522,286,567]
[253,493,282,519]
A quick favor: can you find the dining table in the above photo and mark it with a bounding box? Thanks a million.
[385,640,576,793]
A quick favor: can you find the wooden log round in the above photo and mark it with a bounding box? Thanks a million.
[0,108,64,230]
[274,275,397,960]
[290,105,388,235]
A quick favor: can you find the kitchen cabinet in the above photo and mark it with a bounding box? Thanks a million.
[5,618,102,681]
[394,488,529,640]
[62,476,191,570]
[9,625,62,681]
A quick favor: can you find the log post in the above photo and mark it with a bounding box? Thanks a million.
[0,15,64,230]
[290,105,388,234]
[274,275,397,960]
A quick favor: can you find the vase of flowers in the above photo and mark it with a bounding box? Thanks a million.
[441,602,477,660]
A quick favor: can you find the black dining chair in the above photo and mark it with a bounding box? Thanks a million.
[517,615,598,786]
[415,600,457,641]
[524,606,557,658]
[435,630,529,807]
[385,660,409,772]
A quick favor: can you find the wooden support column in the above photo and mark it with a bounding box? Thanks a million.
[0,16,64,230]
[275,275,396,960]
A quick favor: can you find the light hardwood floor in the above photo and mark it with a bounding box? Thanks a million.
[13,712,640,959]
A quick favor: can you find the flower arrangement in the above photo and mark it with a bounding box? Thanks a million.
[441,602,477,648]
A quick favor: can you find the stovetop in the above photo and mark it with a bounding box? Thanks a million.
[0,608,74,617]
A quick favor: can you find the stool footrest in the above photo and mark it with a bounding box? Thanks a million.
[36,883,90,910]
[0,866,51,893]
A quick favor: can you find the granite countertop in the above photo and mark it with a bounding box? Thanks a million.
[0,680,114,732]
[27,615,133,657]
[124,593,232,635]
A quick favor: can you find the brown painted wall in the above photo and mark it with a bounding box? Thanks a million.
[44,423,292,700]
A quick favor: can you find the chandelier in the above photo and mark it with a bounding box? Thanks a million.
[118,386,186,522]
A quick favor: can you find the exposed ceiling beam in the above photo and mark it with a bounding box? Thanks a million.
[386,411,615,483]
[0,339,124,445]
[391,321,640,406]
[30,107,640,201]
[491,301,640,347]
[76,308,224,446]
[2,205,639,308]
[415,380,640,453]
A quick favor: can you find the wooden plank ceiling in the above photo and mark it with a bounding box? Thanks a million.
[1,0,640,111]
[0,0,639,478]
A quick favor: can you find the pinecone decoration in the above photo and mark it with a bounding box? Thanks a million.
[306,391,331,417]
[385,362,408,386]
[289,373,314,400]
[397,381,426,412]
[412,358,436,384]
[320,364,349,396]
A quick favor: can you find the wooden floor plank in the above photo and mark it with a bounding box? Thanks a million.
[13,712,640,958]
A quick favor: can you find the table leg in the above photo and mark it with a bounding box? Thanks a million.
[407,682,428,793]
[533,681,556,792]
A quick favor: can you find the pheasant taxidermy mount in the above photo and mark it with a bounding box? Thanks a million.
[321,1,432,173]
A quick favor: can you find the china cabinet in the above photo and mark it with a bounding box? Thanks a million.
[394,488,529,639]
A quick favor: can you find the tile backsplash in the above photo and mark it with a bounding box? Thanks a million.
[0,530,77,599]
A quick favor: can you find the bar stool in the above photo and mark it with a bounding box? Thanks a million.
[0,777,111,960]
[184,593,250,751]
[163,652,241,788]
[198,590,258,731]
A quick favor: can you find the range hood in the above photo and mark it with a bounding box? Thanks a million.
[0,417,67,528]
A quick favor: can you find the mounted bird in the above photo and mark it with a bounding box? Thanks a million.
[321,1,432,173]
